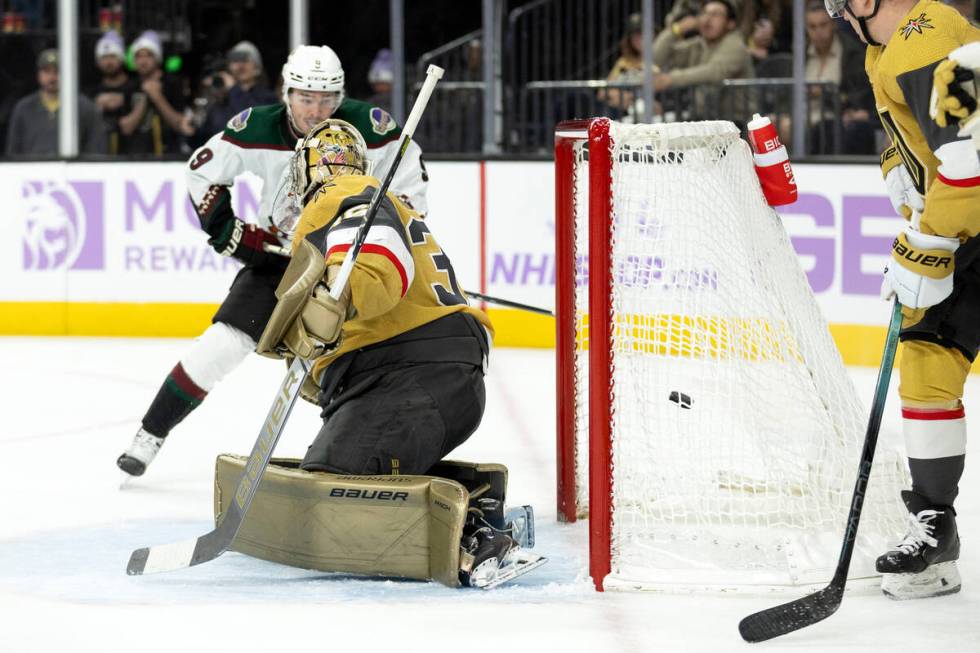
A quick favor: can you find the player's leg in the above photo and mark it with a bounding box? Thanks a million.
[877,248,980,598]
[118,261,287,476]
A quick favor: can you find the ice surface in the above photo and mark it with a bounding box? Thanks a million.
[1,337,978,652]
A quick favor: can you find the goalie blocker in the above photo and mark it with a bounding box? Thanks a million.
[213,455,543,588]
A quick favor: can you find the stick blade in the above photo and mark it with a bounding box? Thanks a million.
[738,584,843,643]
[126,537,201,576]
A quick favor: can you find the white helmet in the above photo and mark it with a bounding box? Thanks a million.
[281,45,345,117]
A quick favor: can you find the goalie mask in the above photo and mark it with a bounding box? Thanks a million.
[289,118,369,207]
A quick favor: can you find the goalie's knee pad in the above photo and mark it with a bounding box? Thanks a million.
[180,322,256,392]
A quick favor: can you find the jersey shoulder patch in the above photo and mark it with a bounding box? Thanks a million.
[334,98,402,147]
[880,4,978,76]
[227,107,252,132]
[220,103,291,149]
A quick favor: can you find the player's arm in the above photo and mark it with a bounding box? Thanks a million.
[185,130,278,266]
[319,195,415,321]
[366,134,429,216]
[882,57,980,309]
[931,42,980,140]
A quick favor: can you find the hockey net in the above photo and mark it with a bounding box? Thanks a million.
[555,118,910,592]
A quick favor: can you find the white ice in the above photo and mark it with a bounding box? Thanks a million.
[1,337,978,653]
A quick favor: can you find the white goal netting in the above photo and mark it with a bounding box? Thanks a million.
[564,120,909,591]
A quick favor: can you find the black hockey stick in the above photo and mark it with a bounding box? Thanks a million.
[465,291,554,317]
[738,300,903,642]
[126,65,446,576]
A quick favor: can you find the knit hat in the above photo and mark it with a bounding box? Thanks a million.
[95,30,125,61]
[131,30,162,62]
[368,48,393,84]
[228,40,262,71]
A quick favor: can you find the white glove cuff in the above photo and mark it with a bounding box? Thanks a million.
[904,226,959,252]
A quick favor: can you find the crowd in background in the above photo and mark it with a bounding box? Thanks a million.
[601,0,976,153]
[3,28,395,158]
[2,0,978,158]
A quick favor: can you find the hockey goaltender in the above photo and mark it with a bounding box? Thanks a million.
[216,118,546,589]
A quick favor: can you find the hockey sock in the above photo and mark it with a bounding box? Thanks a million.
[903,405,967,506]
[141,362,207,437]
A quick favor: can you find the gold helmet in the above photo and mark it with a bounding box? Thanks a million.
[290,118,369,204]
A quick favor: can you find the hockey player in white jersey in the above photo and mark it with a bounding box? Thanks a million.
[117,44,428,476]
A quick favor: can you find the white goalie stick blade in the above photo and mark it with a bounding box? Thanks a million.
[126,357,309,576]
[881,561,962,600]
[472,547,548,590]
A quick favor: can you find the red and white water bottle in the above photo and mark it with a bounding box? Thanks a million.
[747,113,797,206]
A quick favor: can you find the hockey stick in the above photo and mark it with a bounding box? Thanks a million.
[464,291,554,317]
[738,300,903,642]
[126,65,446,576]
[263,246,555,317]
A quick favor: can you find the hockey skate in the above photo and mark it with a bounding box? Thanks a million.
[117,428,165,477]
[877,490,961,600]
[459,525,547,590]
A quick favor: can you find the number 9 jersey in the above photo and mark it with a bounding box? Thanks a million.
[291,174,493,378]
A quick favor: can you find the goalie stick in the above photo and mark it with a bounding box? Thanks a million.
[126,64,446,576]
[738,300,903,642]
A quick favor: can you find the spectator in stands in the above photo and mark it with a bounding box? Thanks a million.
[652,1,753,94]
[88,31,141,155]
[664,0,702,35]
[742,0,794,57]
[128,30,190,155]
[366,48,394,110]
[226,41,276,113]
[6,49,106,156]
[599,12,645,117]
[189,41,276,147]
[804,1,876,154]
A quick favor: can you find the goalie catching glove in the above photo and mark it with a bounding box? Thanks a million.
[931,42,980,137]
[881,224,959,309]
[256,239,354,360]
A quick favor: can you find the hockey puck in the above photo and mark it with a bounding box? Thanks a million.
[668,391,692,409]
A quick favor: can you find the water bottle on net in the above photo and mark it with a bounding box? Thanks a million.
[747,113,798,207]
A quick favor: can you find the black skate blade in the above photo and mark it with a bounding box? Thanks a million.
[738,584,843,643]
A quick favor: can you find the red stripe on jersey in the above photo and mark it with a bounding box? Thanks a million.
[220,133,293,151]
[937,171,980,188]
[367,132,400,150]
[170,362,207,402]
[902,406,965,420]
[327,243,409,297]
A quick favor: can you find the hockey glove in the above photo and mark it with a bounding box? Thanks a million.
[881,225,958,309]
[212,218,280,267]
[931,43,980,133]
[884,164,925,219]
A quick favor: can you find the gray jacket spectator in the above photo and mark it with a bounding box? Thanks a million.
[6,49,106,156]
[653,1,754,90]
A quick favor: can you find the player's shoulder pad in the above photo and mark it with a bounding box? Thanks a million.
[883,4,978,74]
[220,103,292,149]
[333,98,402,148]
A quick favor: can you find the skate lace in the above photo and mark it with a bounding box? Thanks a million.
[894,509,940,555]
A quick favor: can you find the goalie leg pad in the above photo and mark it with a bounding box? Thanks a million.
[213,454,470,587]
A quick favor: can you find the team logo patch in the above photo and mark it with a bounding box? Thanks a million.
[227,108,252,132]
[370,107,396,135]
[901,13,934,39]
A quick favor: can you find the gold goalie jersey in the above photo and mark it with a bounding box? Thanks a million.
[868,0,980,239]
[291,174,493,379]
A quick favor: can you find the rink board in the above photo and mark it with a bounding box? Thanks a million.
[4,159,968,369]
